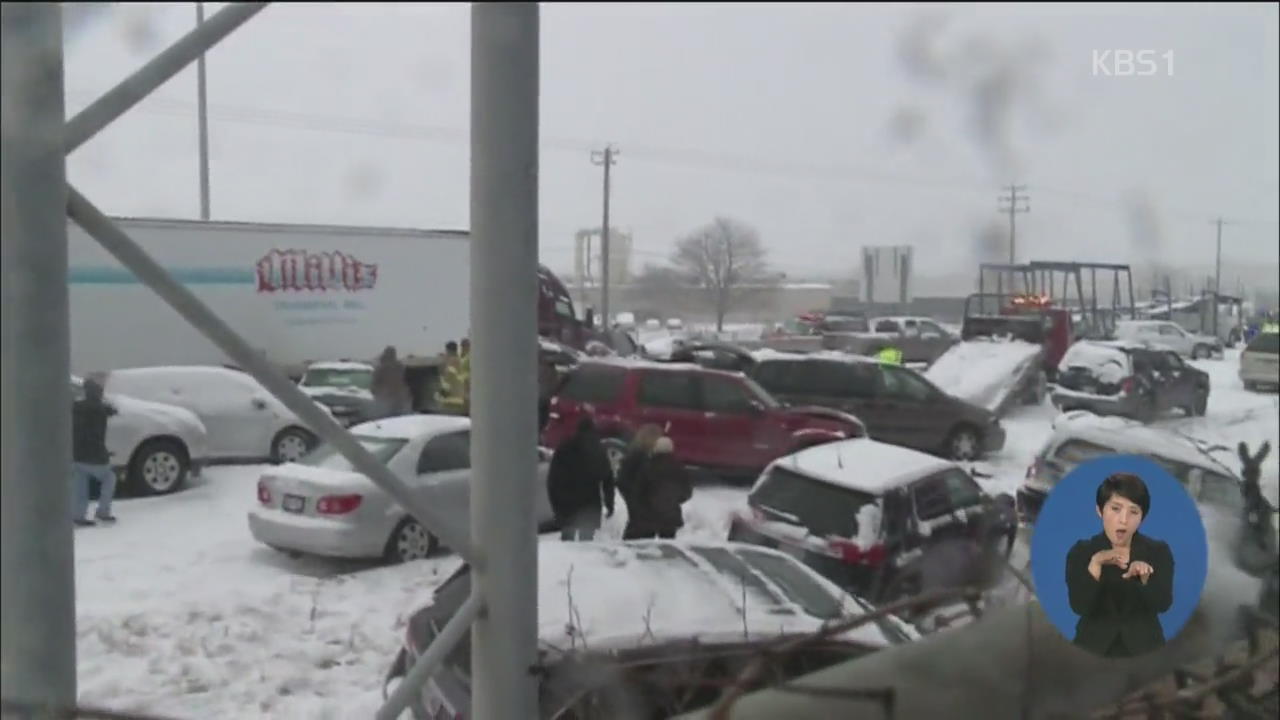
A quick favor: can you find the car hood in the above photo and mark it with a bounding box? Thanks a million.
[107,393,205,434]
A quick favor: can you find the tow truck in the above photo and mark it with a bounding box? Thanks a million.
[925,261,1136,417]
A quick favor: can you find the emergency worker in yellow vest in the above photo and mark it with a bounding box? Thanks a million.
[875,345,903,365]
[437,339,471,415]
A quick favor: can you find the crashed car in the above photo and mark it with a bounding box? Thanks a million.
[298,360,376,427]
[383,540,918,719]
[1017,410,1246,525]
[1051,340,1210,422]
[727,438,1018,614]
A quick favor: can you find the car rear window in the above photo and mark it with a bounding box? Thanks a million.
[748,465,876,538]
[300,435,406,470]
[559,365,627,404]
[1246,332,1279,354]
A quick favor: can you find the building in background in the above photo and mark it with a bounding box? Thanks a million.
[574,227,633,313]
[862,245,913,305]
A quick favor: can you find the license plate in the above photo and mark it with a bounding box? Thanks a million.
[282,494,305,513]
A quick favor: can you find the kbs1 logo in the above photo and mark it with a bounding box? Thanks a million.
[255,249,378,293]
[1092,50,1174,77]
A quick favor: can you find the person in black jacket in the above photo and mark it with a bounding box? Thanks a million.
[547,417,615,541]
[635,436,693,539]
[1065,472,1174,658]
[72,377,120,527]
[617,424,664,540]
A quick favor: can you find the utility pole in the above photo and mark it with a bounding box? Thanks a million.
[591,145,618,329]
[997,184,1029,265]
[2,3,78,713]
[1211,217,1232,338]
[196,2,210,220]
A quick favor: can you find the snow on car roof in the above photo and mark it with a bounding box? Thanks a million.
[752,348,877,365]
[1051,412,1237,477]
[535,540,888,652]
[306,361,373,371]
[348,414,470,439]
[776,438,956,494]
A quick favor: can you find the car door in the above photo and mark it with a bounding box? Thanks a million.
[633,370,709,465]
[1158,323,1192,356]
[1159,351,1199,410]
[414,430,472,517]
[696,373,776,470]
[863,365,948,451]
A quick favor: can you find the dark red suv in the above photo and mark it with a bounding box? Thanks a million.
[541,359,867,479]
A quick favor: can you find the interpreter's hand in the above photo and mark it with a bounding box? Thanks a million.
[1122,560,1155,585]
[1087,548,1129,580]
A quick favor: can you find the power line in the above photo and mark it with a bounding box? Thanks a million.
[63,90,1280,230]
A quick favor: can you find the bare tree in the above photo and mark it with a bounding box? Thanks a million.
[671,217,775,331]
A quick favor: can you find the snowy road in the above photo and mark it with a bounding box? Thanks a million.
[72,351,1277,719]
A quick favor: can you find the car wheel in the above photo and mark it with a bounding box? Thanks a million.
[946,425,982,462]
[1193,390,1209,416]
[385,517,438,563]
[127,439,189,496]
[271,427,316,464]
[1191,345,1210,360]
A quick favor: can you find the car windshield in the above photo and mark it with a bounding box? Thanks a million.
[301,367,372,390]
[749,465,877,538]
[299,435,406,470]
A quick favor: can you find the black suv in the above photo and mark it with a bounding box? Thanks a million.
[748,352,1005,461]
[1051,340,1210,422]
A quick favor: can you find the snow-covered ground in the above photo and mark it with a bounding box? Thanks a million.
[71,351,1277,718]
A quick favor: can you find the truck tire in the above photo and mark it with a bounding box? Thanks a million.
[127,438,189,496]
[1191,344,1211,360]
[1192,389,1209,416]
[271,427,316,464]
[1022,372,1047,406]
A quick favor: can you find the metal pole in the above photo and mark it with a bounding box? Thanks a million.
[376,592,481,720]
[470,3,540,717]
[64,2,267,154]
[1,3,77,712]
[601,146,613,329]
[65,187,475,562]
[196,2,211,220]
[1213,217,1222,338]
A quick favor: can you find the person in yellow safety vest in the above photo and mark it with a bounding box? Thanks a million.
[1263,322,1280,334]
[436,339,471,415]
[875,346,904,365]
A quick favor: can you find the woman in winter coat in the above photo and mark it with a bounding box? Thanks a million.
[547,417,616,541]
[370,346,412,418]
[635,436,693,540]
[617,424,664,540]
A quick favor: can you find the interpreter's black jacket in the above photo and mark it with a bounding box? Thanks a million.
[1066,531,1174,658]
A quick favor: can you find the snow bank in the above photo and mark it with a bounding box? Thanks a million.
[925,339,1042,413]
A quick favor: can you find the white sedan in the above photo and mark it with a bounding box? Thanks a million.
[71,375,210,496]
[248,415,556,563]
[104,366,323,464]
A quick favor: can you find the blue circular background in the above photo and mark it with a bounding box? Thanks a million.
[1030,454,1209,645]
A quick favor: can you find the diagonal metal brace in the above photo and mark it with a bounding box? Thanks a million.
[376,592,482,720]
[64,2,268,154]
[65,186,476,563]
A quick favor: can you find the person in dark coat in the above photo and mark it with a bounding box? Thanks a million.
[1065,473,1174,658]
[617,424,664,540]
[371,345,412,418]
[547,417,615,541]
[72,377,119,526]
[636,436,693,540]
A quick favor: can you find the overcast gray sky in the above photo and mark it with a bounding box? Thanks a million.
[63,2,1279,285]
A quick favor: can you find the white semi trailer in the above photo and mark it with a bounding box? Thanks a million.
[67,217,471,377]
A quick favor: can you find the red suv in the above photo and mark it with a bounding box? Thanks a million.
[541,359,867,479]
